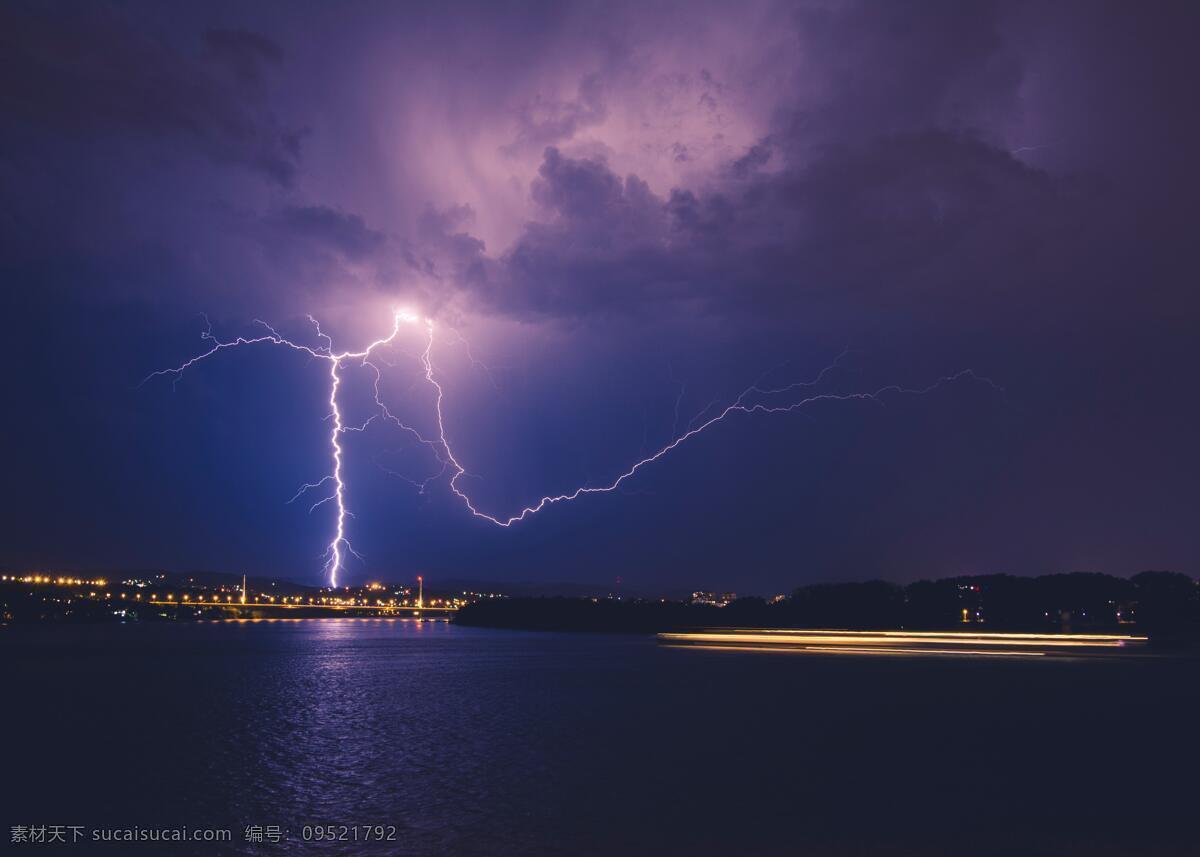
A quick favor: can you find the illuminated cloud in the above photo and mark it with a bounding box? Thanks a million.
[1,0,1196,586]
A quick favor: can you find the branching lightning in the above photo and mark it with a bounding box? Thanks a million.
[143,310,427,587]
[146,310,1001,583]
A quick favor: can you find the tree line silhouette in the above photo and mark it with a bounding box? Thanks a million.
[455,571,1200,645]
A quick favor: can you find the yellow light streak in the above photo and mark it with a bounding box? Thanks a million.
[659,631,1144,648]
[663,643,1047,658]
[710,628,1147,643]
[659,628,1149,659]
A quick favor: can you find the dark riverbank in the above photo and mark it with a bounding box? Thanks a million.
[455,571,1200,645]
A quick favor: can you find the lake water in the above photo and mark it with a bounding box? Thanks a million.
[3,619,1198,855]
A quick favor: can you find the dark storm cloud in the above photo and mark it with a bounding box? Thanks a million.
[414,0,1052,320]
[271,206,386,261]
[449,130,1065,320]
[425,0,1180,336]
[0,3,303,185]
[411,205,489,285]
[202,28,285,87]
[2,0,1196,587]
[782,0,1021,143]
[495,148,678,314]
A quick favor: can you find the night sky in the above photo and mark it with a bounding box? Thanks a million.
[2,0,1196,593]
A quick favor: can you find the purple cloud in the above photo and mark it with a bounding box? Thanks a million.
[0,4,303,185]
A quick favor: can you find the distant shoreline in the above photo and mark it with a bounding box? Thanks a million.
[456,570,1200,648]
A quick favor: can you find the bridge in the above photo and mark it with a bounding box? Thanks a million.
[147,599,457,617]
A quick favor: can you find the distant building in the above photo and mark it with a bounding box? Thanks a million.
[957,584,983,624]
[691,591,737,607]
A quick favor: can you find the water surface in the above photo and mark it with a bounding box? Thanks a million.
[3,619,1197,855]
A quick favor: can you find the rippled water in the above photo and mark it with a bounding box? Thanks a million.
[3,619,1198,855]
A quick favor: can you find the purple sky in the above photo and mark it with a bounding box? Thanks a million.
[1,0,1196,592]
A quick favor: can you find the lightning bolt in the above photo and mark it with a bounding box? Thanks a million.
[420,324,1001,526]
[143,310,426,587]
[146,310,1003,582]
